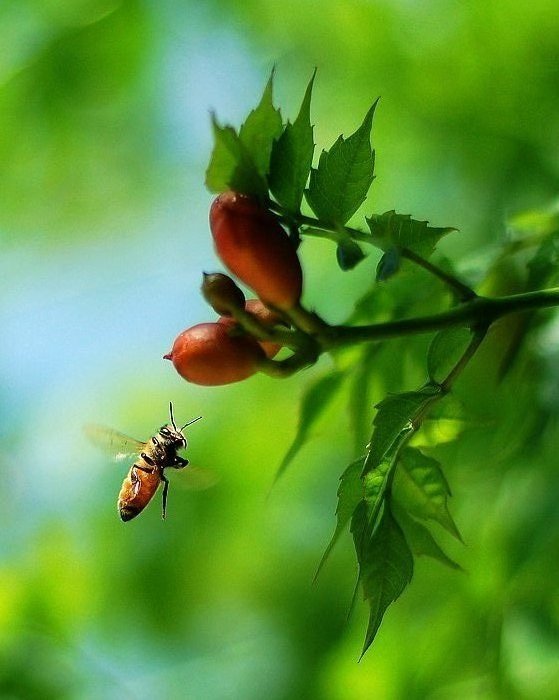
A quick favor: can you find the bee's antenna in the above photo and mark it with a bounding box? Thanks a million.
[181,416,202,430]
[169,402,179,432]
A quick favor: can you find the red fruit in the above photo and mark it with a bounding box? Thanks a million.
[201,272,245,316]
[218,299,285,359]
[164,322,265,386]
[209,192,303,310]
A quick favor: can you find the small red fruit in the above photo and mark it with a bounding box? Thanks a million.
[209,192,303,310]
[201,272,245,316]
[164,322,265,386]
[218,299,285,359]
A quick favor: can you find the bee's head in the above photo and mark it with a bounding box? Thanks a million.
[159,423,187,448]
[166,402,202,448]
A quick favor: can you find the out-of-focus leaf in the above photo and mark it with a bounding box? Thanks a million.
[427,327,473,384]
[393,446,462,541]
[352,503,413,657]
[315,458,364,580]
[336,239,366,270]
[273,370,346,482]
[508,202,559,236]
[348,345,380,451]
[306,99,378,225]
[205,116,267,197]
[498,205,559,380]
[376,247,401,281]
[367,210,456,258]
[269,72,315,214]
[393,503,461,570]
[239,71,283,179]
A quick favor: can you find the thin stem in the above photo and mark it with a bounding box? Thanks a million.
[228,306,299,348]
[440,327,488,391]
[272,205,475,299]
[400,247,477,302]
[282,303,331,335]
[257,340,320,377]
[319,288,559,350]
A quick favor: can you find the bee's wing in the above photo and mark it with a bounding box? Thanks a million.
[84,424,145,461]
[175,465,219,491]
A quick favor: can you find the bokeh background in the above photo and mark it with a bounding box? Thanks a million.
[2,1,559,698]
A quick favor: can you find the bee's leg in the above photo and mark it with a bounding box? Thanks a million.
[160,473,170,519]
[172,455,189,470]
[135,465,155,474]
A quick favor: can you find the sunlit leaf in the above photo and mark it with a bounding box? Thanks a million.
[205,116,267,198]
[239,71,283,179]
[306,99,378,225]
[367,210,456,258]
[427,327,473,384]
[393,446,462,541]
[315,458,364,579]
[273,370,346,482]
[269,72,315,214]
[352,503,413,657]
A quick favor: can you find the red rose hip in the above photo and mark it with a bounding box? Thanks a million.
[164,322,265,386]
[209,192,303,310]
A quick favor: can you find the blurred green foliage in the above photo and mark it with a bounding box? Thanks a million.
[1,1,559,699]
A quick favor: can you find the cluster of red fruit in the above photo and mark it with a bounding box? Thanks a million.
[164,192,303,385]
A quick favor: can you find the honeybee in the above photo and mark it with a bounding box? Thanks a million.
[86,403,202,521]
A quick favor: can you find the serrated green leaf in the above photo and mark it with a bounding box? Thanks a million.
[205,116,267,197]
[393,446,462,541]
[376,247,401,281]
[352,503,413,657]
[315,458,364,580]
[239,71,283,179]
[367,384,443,470]
[367,210,456,259]
[427,327,473,384]
[393,503,461,570]
[273,370,346,483]
[269,72,315,214]
[306,99,378,225]
[336,239,366,270]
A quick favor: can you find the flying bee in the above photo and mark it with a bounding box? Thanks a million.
[86,403,202,521]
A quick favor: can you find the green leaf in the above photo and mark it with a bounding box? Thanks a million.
[352,503,413,657]
[367,384,443,470]
[367,210,456,258]
[376,247,401,281]
[205,115,267,198]
[354,384,443,545]
[427,327,473,384]
[348,345,380,451]
[393,503,461,570]
[315,458,364,580]
[273,370,346,482]
[336,239,366,270]
[306,99,378,225]
[239,71,283,179]
[393,446,462,541]
[269,72,315,214]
